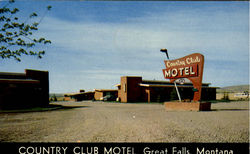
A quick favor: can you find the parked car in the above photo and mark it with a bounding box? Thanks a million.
[102,95,116,101]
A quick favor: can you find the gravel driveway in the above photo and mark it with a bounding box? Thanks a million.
[0,101,248,142]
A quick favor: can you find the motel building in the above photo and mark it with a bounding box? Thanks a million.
[64,89,118,102]
[116,76,217,103]
[65,76,217,103]
[0,69,49,109]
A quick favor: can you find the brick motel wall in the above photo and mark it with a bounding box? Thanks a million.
[94,91,104,101]
[75,92,95,101]
[119,76,143,103]
[94,90,118,101]
[165,102,211,111]
[0,69,49,109]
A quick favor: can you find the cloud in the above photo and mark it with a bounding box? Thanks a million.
[40,6,248,60]
[3,2,248,93]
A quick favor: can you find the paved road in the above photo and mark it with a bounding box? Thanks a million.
[0,101,248,142]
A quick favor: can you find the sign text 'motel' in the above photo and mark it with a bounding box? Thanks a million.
[162,53,205,102]
[163,63,198,79]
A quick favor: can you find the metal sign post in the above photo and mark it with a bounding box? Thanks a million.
[161,48,182,102]
[174,81,181,102]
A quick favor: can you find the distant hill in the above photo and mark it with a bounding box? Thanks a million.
[217,85,249,93]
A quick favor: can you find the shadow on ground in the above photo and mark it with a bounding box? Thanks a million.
[211,108,249,112]
[55,105,90,110]
[0,104,89,113]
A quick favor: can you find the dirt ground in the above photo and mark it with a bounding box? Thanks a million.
[0,101,248,142]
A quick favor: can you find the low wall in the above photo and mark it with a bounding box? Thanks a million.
[164,102,211,111]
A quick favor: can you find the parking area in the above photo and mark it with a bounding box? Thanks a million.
[0,101,248,142]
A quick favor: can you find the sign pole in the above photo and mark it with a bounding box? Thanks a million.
[160,48,182,102]
[174,81,181,102]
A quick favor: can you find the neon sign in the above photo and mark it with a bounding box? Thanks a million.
[162,53,205,102]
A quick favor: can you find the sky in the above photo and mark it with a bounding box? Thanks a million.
[0,1,249,93]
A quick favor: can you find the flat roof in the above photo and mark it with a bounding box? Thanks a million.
[115,81,212,87]
[0,79,40,84]
[95,89,118,92]
[142,79,211,86]
[0,72,26,76]
[64,91,95,96]
[0,72,26,80]
[139,83,218,88]
[25,69,48,73]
